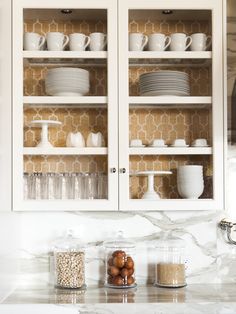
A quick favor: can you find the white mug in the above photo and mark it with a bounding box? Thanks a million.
[89,33,107,51]
[46,32,69,51]
[148,33,171,51]
[170,33,192,51]
[129,33,148,51]
[69,33,90,51]
[23,32,45,51]
[190,33,211,51]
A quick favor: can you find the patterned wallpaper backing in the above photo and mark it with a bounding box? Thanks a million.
[23,17,212,199]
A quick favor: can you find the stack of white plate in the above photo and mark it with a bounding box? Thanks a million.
[139,70,190,96]
[45,67,90,96]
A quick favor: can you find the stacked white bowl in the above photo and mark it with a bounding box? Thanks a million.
[45,67,90,96]
[177,165,204,199]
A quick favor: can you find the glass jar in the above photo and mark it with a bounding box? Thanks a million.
[53,230,86,289]
[154,236,186,288]
[104,231,136,289]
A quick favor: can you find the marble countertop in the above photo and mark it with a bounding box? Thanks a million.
[1,284,236,313]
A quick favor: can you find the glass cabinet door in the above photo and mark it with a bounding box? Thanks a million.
[118,0,224,211]
[13,0,118,211]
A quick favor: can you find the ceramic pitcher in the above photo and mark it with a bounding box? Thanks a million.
[66,132,85,147]
[86,132,104,147]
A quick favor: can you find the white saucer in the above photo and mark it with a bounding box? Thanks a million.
[149,145,168,147]
[170,145,189,147]
[130,144,145,148]
[191,144,209,147]
[131,171,172,176]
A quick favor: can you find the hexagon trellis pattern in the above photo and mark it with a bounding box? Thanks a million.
[24,155,107,174]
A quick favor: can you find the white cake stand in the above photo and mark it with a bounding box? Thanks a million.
[131,170,172,200]
[30,120,62,148]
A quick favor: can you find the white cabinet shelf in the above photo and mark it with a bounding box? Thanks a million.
[128,52,212,66]
[129,147,213,155]
[129,96,212,106]
[128,51,212,59]
[23,51,107,59]
[23,96,107,107]
[23,147,108,156]
[23,51,107,67]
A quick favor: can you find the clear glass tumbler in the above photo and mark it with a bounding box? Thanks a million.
[27,173,36,199]
[40,173,49,199]
[97,173,108,199]
[84,173,98,199]
[76,173,85,199]
[53,173,63,200]
[65,173,76,199]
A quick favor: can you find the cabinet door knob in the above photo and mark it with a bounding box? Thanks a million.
[111,167,116,173]
[120,168,126,174]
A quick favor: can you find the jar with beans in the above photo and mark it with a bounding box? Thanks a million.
[53,230,86,289]
[104,231,136,288]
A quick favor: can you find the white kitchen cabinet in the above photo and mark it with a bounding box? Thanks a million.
[12,0,225,211]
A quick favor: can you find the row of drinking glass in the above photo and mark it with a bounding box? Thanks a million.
[24,172,108,200]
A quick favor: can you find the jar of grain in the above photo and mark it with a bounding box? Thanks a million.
[154,236,186,288]
[103,231,136,289]
[53,230,85,289]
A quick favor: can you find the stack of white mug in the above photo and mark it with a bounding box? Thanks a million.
[177,165,204,199]
[129,32,211,51]
[23,31,107,51]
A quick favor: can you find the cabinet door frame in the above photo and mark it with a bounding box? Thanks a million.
[13,0,118,211]
[118,0,224,211]
[0,0,12,211]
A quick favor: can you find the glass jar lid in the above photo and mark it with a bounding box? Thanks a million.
[155,235,185,249]
[53,229,84,251]
[103,231,135,249]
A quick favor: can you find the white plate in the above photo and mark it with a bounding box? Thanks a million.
[130,144,145,147]
[191,144,209,147]
[140,90,190,96]
[170,144,189,147]
[30,120,62,127]
[47,92,86,96]
[140,71,188,76]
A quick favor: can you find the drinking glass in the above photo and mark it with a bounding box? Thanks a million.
[40,173,49,199]
[76,173,85,199]
[27,173,36,199]
[84,173,98,199]
[97,173,108,199]
[65,173,76,199]
[53,173,63,199]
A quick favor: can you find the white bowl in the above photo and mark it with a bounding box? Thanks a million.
[177,182,204,199]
